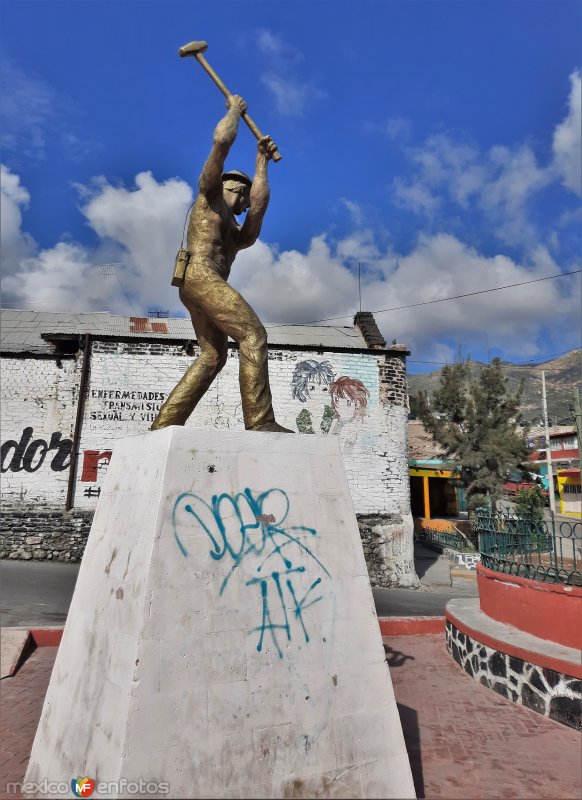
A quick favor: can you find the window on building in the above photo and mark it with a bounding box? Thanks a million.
[561,435,577,449]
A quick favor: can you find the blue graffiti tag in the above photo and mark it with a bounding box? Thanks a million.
[172,488,331,658]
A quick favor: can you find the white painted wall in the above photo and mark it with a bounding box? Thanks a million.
[0,356,80,505]
[1,342,415,584]
[72,342,410,519]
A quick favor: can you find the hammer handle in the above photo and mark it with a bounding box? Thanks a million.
[195,53,282,162]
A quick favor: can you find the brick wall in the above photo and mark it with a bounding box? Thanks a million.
[1,338,417,586]
[0,355,81,506]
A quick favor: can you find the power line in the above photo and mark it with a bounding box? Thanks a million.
[99,263,138,315]
[511,348,581,366]
[270,268,582,326]
[3,268,580,326]
[0,301,112,310]
[408,348,581,372]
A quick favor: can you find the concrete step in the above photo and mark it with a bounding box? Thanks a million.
[1,628,32,679]
[450,566,477,581]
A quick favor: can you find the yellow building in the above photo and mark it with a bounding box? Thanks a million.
[557,469,582,517]
[409,460,461,521]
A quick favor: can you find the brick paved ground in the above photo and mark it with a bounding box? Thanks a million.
[0,648,56,799]
[1,640,581,799]
[386,635,582,800]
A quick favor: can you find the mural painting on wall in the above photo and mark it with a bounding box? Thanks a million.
[291,360,370,445]
[172,486,332,659]
[1,427,72,473]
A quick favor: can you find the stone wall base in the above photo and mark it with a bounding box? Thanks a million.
[0,507,93,562]
[1,506,417,588]
[357,513,418,588]
[446,620,581,730]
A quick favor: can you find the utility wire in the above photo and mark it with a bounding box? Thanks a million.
[99,263,138,315]
[408,348,581,372]
[3,268,580,323]
[272,268,582,326]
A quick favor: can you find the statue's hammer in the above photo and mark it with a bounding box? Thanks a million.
[179,41,282,162]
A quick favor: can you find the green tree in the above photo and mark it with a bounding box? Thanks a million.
[408,394,420,418]
[418,357,528,507]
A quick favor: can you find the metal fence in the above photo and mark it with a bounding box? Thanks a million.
[475,509,582,586]
[418,528,476,553]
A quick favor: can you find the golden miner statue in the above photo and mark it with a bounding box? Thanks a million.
[151,41,292,433]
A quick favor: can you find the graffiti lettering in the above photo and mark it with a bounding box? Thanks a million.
[172,488,331,658]
[1,427,72,473]
[83,486,102,498]
[454,553,481,570]
[81,450,112,482]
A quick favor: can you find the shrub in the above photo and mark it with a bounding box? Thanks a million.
[514,485,545,526]
[512,485,553,552]
[468,492,490,516]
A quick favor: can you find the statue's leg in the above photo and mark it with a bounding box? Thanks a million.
[182,269,289,431]
[150,307,227,430]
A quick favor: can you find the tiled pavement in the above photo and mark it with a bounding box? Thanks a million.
[0,648,57,799]
[386,635,582,800]
[1,639,580,799]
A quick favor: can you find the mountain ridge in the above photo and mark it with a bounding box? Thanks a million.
[408,349,581,427]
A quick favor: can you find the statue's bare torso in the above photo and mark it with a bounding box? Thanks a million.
[187,194,240,281]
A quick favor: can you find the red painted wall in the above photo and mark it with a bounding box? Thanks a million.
[529,448,579,462]
[477,564,582,650]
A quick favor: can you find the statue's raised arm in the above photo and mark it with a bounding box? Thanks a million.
[237,135,278,250]
[198,95,247,197]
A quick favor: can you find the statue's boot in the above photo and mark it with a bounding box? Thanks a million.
[250,421,295,433]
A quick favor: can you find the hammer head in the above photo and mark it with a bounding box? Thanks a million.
[179,41,208,58]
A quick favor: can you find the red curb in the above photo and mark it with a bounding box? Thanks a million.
[378,616,445,635]
[445,607,582,679]
[477,564,582,650]
[477,562,582,599]
[24,621,443,648]
[29,628,63,647]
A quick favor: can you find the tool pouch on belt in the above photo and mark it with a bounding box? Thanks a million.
[171,201,195,287]
[171,248,190,287]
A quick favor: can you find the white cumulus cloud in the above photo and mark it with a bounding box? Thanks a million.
[256,29,325,117]
[0,58,99,164]
[552,70,582,196]
[393,134,551,245]
[385,117,412,141]
[362,234,579,360]
[2,166,579,363]
[392,72,581,247]
[261,74,324,117]
[0,164,36,274]
[236,230,579,362]
[1,167,193,313]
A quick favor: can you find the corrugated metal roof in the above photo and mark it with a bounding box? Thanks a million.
[0,309,368,354]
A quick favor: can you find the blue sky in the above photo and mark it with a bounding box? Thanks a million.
[1,0,581,372]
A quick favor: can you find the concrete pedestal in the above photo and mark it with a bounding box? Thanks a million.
[25,428,415,799]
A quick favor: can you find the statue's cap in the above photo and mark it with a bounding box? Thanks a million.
[222,170,252,188]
